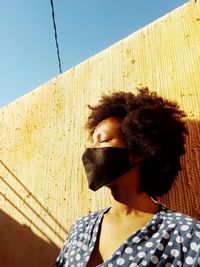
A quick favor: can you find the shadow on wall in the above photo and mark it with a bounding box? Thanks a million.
[0,209,59,267]
[160,119,200,220]
[0,160,67,242]
[0,161,67,267]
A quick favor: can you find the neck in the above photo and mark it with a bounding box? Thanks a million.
[109,191,160,216]
[107,168,160,216]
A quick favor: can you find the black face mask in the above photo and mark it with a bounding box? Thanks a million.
[82,147,133,191]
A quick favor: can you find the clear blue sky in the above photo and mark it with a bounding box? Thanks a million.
[0,0,187,108]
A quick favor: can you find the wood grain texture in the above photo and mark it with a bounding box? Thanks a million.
[0,1,200,266]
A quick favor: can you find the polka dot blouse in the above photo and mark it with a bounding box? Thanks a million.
[54,205,200,266]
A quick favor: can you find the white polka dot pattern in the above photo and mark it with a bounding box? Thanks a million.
[124,247,133,254]
[54,206,200,267]
[151,255,159,264]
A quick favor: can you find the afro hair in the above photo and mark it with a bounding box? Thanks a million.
[86,88,188,197]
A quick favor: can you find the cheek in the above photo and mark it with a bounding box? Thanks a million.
[100,143,112,148]
[110,138,127,148]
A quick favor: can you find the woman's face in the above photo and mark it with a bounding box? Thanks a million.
[92,117,127,148]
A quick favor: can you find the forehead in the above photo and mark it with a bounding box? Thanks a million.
[93,117,121,136]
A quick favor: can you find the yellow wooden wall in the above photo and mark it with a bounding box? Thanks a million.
[0,1,200,266]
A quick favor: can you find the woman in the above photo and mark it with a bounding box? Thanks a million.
[55,88,200,267]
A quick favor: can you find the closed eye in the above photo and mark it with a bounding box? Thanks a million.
[100,140,108,143]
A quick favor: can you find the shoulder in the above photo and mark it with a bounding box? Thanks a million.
[68,207,108,235]
[74,207,107,226]
[161,206,200,239]
[55,208,107,260]
[163,207,200,227]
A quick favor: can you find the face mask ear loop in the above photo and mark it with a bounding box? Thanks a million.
[150,196,158,203]
[128,152,145,167]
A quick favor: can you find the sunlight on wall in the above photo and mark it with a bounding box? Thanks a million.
[0,1,199,266]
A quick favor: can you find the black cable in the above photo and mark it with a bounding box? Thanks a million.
[50,0,62,74]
